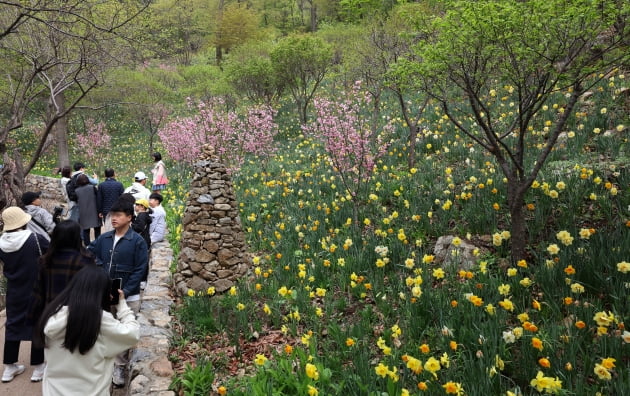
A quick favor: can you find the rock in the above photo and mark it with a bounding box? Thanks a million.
[150,356,174,377]
[197,194,214,204]
[203,240,219,253]
[217,248,235,261]
[433,235,487,270]
[194,250,214,263]
[130,374,150,394]
[214,278,234,292]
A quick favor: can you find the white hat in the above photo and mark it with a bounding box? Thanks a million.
[2,206,32,232]
[134,171,147,181]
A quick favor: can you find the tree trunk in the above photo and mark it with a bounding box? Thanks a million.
[310,3,317,32]
[371,94,380,134]
[54,92,70,169]
[297,98,308,124]
[0,150,25,211]
[507,181,528,262]
[216,45,223,65]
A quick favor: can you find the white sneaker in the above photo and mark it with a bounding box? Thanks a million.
[112,365,126,387]
[2,363,25,382]
[30,363,46,382]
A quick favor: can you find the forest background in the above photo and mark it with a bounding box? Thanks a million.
[1,0,630,395]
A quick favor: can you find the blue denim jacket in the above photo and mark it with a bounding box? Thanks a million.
[87,227,148,297]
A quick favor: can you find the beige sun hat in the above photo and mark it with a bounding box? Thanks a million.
[2,206,32,232]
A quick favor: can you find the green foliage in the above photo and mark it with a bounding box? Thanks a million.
[142,0,212,64]
[213,2,261,52]
[170,361,215,396]
[98,66,183,106]
[404,0,630,259]
[230,347,335,395]
[270,34,334,122]
[179,63,232,102]
[224,41,283,105]
[339,0,401,22]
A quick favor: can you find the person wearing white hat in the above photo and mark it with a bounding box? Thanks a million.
[123,171,151,201]
[0,207,49,382]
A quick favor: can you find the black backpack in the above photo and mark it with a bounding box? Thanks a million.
[66,174,80,202]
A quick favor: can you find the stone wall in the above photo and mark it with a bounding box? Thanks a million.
[24,174,66,204]
[127,240,175,396]
[173,145,251,296]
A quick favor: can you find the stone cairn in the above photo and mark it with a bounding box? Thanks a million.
[173,145,251,296]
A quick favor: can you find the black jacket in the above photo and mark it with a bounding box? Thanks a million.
[97,178,124,216]
[132,211,152,250]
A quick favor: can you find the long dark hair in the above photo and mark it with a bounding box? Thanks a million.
[40,220,90,267]
[35,265,112,354]
[61,166,72,178]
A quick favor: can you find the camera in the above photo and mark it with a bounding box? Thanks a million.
[52,205,66,224]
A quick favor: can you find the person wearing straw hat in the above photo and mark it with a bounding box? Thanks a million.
[0,207,49,383]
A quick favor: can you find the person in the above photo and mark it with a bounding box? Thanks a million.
[124,172,151,201]
[87,199,148,387]
[148,193,167,244]
[75,174,101,245]
[97,168,124,233]
[150,152,168,192]
[133,199,152,291]
[0,207,49,383]
[67,162,98,222]
[35,265,139,395]
[22,191,55,241]
[132,199,152,251]
[30,220,96,324]
[59,166,72,211]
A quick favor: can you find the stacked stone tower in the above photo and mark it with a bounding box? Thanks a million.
[173,145,250,295]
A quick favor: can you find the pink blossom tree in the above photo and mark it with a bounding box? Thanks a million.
[75,118,111,172]
[158,99,278,173]
[303,82,393,222]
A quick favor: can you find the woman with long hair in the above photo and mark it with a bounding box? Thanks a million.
[35,265,139,395]
[30,220,95,324]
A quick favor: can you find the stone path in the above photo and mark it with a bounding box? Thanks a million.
[121,240,176,396]
[0,239,176,396]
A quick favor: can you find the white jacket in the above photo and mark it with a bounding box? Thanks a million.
[25,204,55,241]
[149,204,167,244]
[42,300,140,396]
[124,182,151,201]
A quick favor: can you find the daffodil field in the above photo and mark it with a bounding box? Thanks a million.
[14,70,629,395]
[170,72,629,396]
[3,0,630,394]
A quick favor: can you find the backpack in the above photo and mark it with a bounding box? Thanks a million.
[66,173,80,202]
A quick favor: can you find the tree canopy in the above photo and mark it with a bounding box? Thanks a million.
[410,0,630,259]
